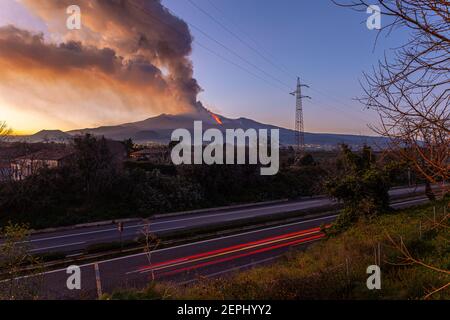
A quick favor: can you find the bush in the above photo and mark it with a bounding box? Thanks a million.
[326,145,391,232]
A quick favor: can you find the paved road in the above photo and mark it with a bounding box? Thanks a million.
[2,195,429,299]
[8,214,339,299]
[6,185,427,254]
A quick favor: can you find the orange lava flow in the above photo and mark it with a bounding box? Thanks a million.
[210,112,223,125]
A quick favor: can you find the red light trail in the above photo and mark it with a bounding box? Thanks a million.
[135,226,327,278]
[158,234,324,278]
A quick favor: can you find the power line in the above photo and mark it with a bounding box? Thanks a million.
[308,99,372,124]
[291,77,311,154]
[293,75,373,124]
[205,0,297,80]
[183,0,366,127]
[131,0,374,128]
[187,0,296,83]
[126,1,288,93]
[308,86,359,112]
[194,41,288,93]
[190,0,376,125]
[185,20,292,89]
[305,83,375,124]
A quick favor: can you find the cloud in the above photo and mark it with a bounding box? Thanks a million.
[0,0,204,130]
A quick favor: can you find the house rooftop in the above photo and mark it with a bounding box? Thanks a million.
[0,162,10,169]
[14,149,75,161]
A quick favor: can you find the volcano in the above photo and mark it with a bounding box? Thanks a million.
[63,112,389,150]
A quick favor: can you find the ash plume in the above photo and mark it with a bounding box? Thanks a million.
[0,0,206,129]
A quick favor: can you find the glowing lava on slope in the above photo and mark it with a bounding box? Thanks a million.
[210,112,223,125]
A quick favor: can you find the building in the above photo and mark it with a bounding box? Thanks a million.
[130,146,170,164]
[0,162,12,181]
[5,138,127,181]
[11,149,75,181]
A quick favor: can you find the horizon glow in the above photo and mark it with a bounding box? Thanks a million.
[0,0,408,136]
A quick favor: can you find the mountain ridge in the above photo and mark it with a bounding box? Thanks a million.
[11,113,389,149]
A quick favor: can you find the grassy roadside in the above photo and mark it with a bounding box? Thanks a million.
[107,199,450,300]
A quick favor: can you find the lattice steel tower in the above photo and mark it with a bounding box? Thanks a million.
[290,77,310,154]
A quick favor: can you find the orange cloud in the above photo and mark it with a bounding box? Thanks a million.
[0,0,204,131]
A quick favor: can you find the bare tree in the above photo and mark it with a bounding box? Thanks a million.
[386,232,450,299]
[334,1,449,194]
[0,121,11,142]
[0,121,12,181]
[0,223,44,300]
[141,219,161,282]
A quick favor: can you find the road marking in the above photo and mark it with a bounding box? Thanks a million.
[14,214,338,278]
[23,225,188,251]
[178,256,283,286]
[179,236,324,285]
[29,242,86,252]
[392,197,428,206]
[22,199,332,244]
[154,236,324,279]
[136,227,322,272]
[24,225,188,244]
[133,228,323,274]
[20,187,425,244]
[149,199,331,226]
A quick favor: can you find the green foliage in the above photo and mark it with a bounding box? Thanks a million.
[73,134,117,199]
[0,223,44,299]
[326,145,391,231]
[103,283,170,300]
[0,144,347,229]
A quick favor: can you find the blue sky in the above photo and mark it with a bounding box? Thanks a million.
[0,0,409,135]
[163,0,407,135]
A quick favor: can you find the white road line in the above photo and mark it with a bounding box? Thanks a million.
[20,214,339,277]
[30,242,86,252]
[25,224,187,244]
[25,226,188,251]
[21,187,423,244]
[178,256,283,286]
[148,199,330,226]
[152,226,187,233]
[18,194,427,248]
[393,197,428,204]
[391,198,428,208]
[132,229,322,275]
[23,199,330,243]
[178,238,321,285]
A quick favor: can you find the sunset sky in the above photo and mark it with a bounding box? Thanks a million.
[0,0,408,135]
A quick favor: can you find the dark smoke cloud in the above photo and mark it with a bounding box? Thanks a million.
[0,0,206,130]
[22,0,202,109]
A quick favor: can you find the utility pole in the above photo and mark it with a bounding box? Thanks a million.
[94,263,103,299]
[290,77,311,156]
[118,222,124,252]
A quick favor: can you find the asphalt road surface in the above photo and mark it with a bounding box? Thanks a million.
[13,185,428,254]
[2,194,430,299]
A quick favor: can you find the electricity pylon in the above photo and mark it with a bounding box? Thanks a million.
[290,77,311,155]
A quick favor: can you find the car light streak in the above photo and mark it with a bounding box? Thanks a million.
[137,227,325,275]
[156,234,325,278]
